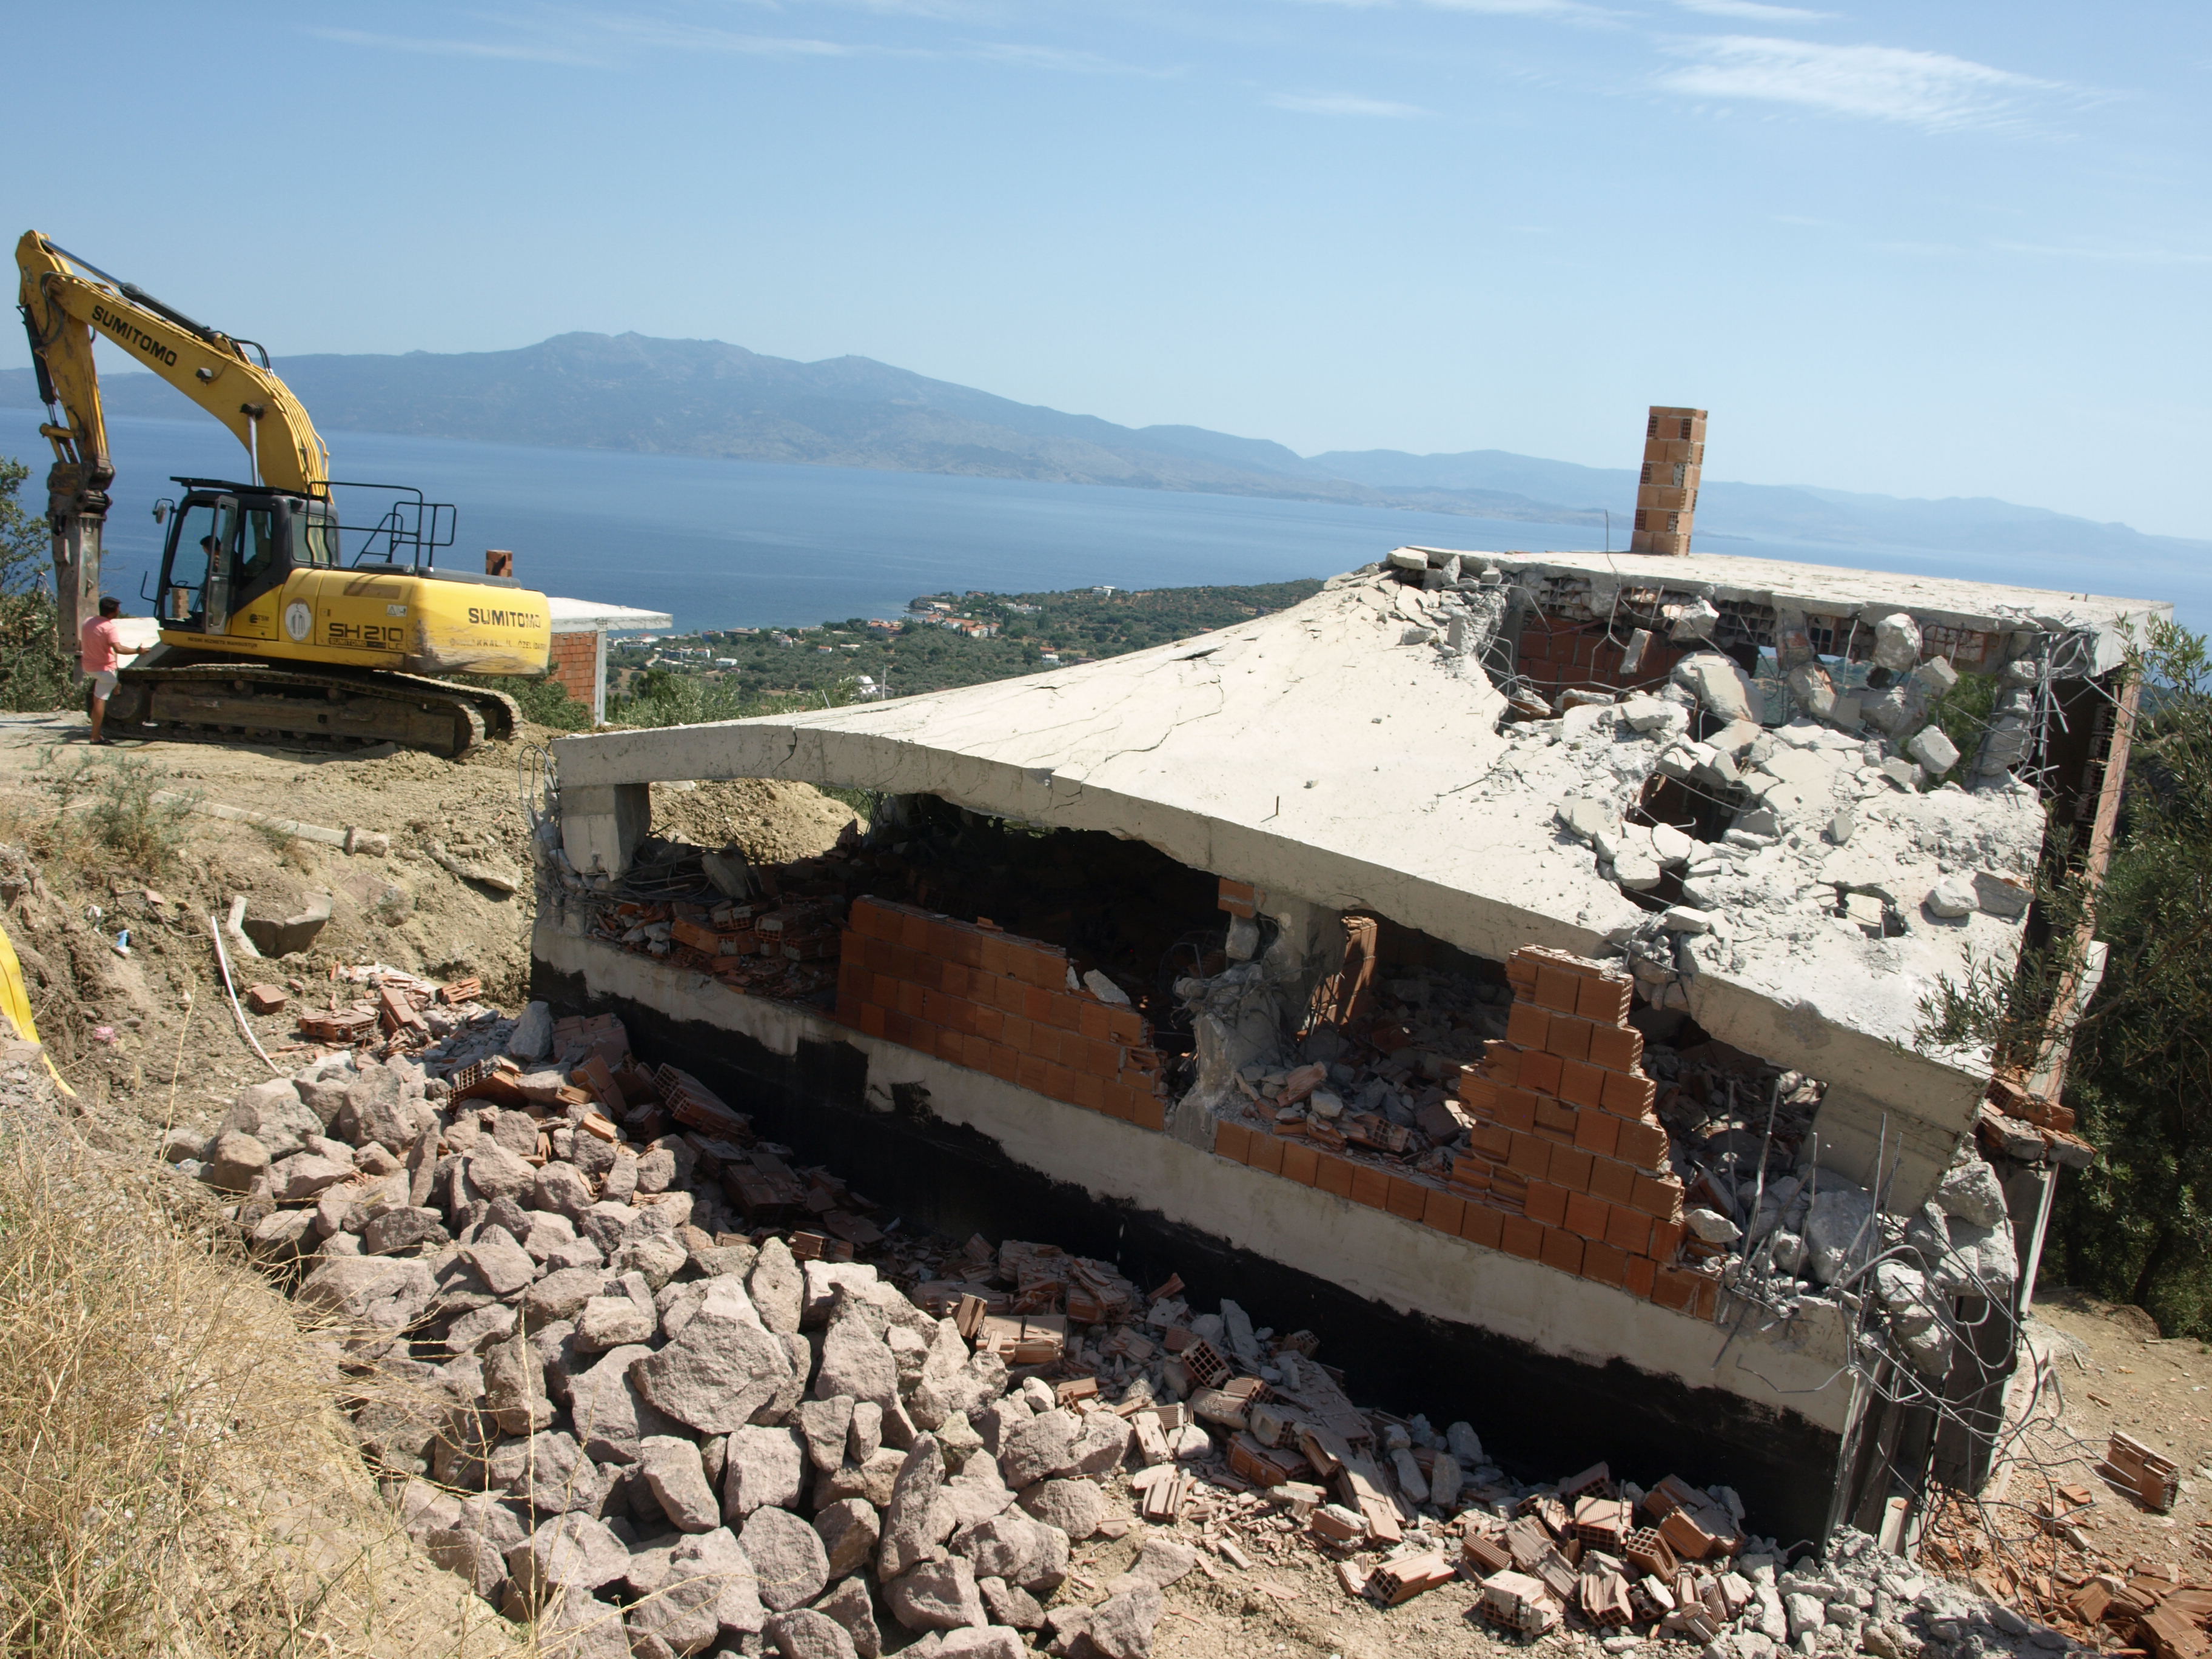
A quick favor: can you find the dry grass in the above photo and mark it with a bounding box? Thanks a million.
[0,1098,528,1658]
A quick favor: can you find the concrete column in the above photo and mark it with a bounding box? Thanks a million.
[560,782,650,878]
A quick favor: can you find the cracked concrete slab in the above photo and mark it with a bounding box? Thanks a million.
[551,554,2166,1210]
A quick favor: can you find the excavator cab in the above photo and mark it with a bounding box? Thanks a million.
[154,482,340,632]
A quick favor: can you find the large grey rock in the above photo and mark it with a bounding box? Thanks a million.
[630,1526,760,1654]
[801,1262,881,1327]
[742,1504,831,1613]
[1935,1216,2018,1299]
[506,1512,631,1599]
[576,1294,656,1351]
[1020,1478,1106,1540]
[848,1402,883,1464]
[361,1206,448,1256]
[814,1318,900,1412]
[1933,1156,2008,1228]
[634,1284,797,1435]
[247,1208,317,1262]
[817,1449,905,1510]
[534,1161,595,1220]
[724,1425,808,1520]
[525,1265,610,1324]
[467,1142,537,1202]
[491,1430,603,1515]
[614,1230,689,1291]
[973,1397,1031,1457]
[267,1152,352,1202]
[911,1349,1009,1432]
[298,1255,435,1334]
[885,1557,987,1632]
[937,1627,1025,1659]
[1871,612,1922,674]
[977,1576,1044,1631]
[749,1237,805,1335]
[1122,1537,1196,1590]
[464,1230,538,1296]
[424,1526,507,1601]
[535,1589,632,1659]
[998,1409,1079,1489]
[1070,1411,1132,1476]
[578,1200,642,1257]
[641,1435,722,1532]
[1085,1586,1164,1659]
[814,1498,881,1579]
[813,1576,881,1659]
[483,1328,553,1435]
[1805,1184,1877,1286]
[509,1000,554,1061]
[766,1609,859,1659]
[936,1455,1016,1531]
[227,1079,323,1157]
[878,1434,950,1580]
[569,1342,683,1465]
[342,1069,417,1151]
[204,1130,270,1193]
[951,1510,1068,1594]
[797,1395,857,1473]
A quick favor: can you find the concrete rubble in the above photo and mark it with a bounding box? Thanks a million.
[161,974,2117,1659]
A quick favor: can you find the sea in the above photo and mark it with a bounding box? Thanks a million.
[8,412,2200,634]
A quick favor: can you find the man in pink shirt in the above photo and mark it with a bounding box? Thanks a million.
[79,596,133,745]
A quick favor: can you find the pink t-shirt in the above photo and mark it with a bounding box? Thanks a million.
[79,615,124,674]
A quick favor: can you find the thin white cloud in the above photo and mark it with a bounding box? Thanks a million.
[962,41,1182,76]
[1992,240,2212,266]
[592,17,863,54]
[1282,0,1614,16]
[1267,90,1430,116]
[1673,0,1833,21]
[1656,35,2060,132]
[307,25,604,64]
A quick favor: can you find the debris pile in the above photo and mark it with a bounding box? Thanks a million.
[157,969,2105,1658]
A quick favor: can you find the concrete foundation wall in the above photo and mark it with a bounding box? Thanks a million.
[537,917,1858,1421]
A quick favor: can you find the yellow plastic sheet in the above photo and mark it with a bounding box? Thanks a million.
[0,916,75,1097]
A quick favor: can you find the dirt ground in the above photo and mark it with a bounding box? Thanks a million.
[0,711,859,1162]
[1936,1287,2212,1599]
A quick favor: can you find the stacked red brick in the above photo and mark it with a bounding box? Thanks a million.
[834,897,1169,1129]
[1452,947,1712,1316]
[1514,612,1686,702]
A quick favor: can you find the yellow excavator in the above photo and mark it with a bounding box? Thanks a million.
[16,230,551,756]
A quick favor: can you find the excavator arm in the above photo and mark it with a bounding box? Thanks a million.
[16,229,330,497]
[16,230,331,651]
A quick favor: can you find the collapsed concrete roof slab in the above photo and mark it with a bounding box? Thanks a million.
[552,552,2165,1207]
[1459,548,2169,677]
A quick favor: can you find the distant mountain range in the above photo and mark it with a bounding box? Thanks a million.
[5,331,2202,565]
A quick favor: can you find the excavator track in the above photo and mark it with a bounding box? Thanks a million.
[106,660,516,759]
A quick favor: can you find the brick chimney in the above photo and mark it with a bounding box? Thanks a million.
[1629,407,1705,555]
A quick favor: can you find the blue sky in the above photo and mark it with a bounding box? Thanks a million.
[5,2,2207,537]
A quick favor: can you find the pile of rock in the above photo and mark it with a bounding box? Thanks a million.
[162,1016,1187,1659]
[161,994,2065,1659]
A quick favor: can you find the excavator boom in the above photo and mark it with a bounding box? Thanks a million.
[17,230,330,497]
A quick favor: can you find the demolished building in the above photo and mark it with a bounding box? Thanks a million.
[534,545,2168,1545]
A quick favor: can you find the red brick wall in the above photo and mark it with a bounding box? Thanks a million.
[549,628,600,721]
[1212,945,1717,1322]
[834,897,1170,1128]
[1515,612,1687,701]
